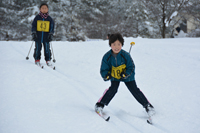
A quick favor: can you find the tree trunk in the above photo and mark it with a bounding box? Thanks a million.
[162,21,166,38]
[162,5,166,38]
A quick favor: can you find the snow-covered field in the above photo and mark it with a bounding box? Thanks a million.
[0,37,200,133]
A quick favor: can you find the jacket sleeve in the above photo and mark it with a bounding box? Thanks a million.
[49,17,54,33]
[125,53,135,78]
[100,54,111,80]
[31,16,38,32]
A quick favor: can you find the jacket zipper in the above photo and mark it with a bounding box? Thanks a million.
[41,18,44,43]
[115,57,117,66]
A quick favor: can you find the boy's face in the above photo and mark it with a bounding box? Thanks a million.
[111,40,122,54]
[40,5,48,14]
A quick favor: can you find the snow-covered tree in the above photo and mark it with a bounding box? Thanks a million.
[0,0,36,40]
[0,0,199,40]
[123,1,150,38]
[141,0,190,38]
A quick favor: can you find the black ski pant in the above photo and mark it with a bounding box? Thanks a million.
[98,80,150,108]
[33,41,51,61]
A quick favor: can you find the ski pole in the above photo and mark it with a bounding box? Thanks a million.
[50,42,56,63]
[26,41,34,60]
[129,42,135,53]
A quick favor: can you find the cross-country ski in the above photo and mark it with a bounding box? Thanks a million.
[47,65,56,70]
[95,111,110,121]
[36,63,44,69]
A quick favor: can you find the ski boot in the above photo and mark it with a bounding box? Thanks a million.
[46,61,52,66]
[35,60,40,65]
[95,102,104,114]
[145,104,155,116]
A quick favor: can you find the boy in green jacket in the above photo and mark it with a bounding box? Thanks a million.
[95,33,155,117]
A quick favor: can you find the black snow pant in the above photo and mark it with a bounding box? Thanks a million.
[33,41,51,61]
[98,80,150,108]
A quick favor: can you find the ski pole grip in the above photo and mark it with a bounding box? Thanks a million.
[130,42,135,46]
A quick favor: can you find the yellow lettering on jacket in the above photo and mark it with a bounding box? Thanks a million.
[37,20,50,32]
[111,64,126,79]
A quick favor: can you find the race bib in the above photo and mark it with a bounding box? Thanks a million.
[111,64,126,79]
[37,20,50,32]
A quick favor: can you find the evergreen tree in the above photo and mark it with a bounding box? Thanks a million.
[0,0,199,40]
[123,1,150,37]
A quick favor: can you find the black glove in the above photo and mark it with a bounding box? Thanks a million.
[120,72,128,79]
[48,32,54,42]
[103,73,111,81]
[31,31,37,41]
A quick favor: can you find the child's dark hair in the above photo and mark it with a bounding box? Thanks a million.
[109,33,124,46]
[40,3,48,9]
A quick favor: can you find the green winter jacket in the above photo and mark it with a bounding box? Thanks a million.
[100,49,135,82]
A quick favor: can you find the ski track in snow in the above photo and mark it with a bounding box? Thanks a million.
[0,38,200,133]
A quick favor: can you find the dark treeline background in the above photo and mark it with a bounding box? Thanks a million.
[0,0,199,41]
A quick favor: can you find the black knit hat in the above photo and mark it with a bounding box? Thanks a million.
[40,3,48,9]
[109,33,124,46]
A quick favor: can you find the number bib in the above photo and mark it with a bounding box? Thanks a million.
[37,20,50,32]
[111,64,126,79]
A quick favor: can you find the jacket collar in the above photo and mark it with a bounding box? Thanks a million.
[109,49,122,56]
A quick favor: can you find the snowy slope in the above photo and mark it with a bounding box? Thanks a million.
[0,38,200,133]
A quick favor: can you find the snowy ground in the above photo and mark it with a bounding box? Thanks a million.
[0,37,200,133]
